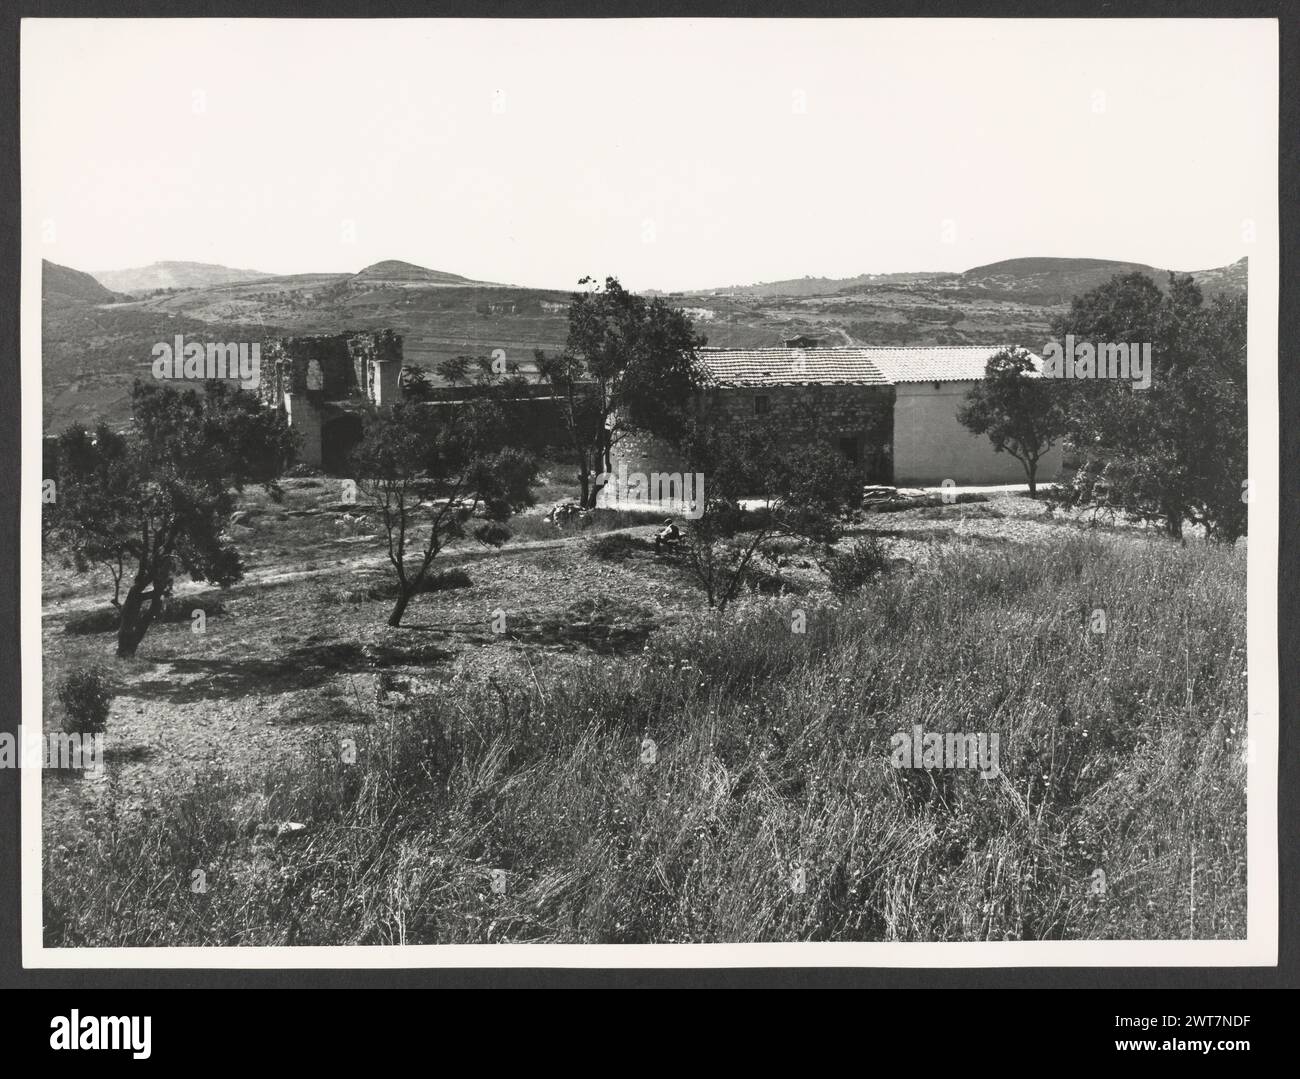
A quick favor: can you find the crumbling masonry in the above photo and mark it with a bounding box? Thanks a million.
[258,331,403,472]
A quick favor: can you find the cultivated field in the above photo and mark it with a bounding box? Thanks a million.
[41,480,1247,945]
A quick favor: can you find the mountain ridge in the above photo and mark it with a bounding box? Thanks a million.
[44,260,129,306]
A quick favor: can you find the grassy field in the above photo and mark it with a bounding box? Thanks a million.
[41,485,1247,945]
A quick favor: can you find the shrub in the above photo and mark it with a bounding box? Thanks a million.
[64,594,224,634]
[473,522,512,547]
[64,608,120,635]
[365,569,472,600]
[56,666,114,734]
[826,536,891,595]
[425,568,473,592]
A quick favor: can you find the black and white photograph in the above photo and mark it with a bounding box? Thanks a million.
[14,15,1281,973]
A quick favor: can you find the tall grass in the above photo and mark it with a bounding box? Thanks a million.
[45,533,1246,945]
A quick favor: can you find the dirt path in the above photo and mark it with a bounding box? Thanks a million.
[40,530,632,619]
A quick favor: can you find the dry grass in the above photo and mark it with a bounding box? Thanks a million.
[43,523,1246,945]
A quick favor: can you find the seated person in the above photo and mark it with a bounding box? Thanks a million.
[654,518,681,553]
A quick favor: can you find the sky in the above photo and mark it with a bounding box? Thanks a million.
[22,18,1278,292]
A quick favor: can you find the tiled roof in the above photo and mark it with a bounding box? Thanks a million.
[695,348,889,386]
[862,345,1041,383]
[696,345,1037,387]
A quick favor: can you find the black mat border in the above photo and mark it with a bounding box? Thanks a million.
[0,0,1293,990]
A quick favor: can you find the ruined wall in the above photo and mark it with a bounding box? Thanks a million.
[344,330,403,402]
[259,331,404,410]
[284,393,323,468]
[261,330,404,472]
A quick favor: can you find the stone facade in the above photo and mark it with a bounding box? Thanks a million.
[259,331,403,470]
[601,383,896,509]
[704,384,895,480]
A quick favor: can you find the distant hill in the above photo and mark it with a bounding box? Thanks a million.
[350,260,501,287]
[688,271,947,300]
[93,261,275,293]
[43,260,127,306]
[1186,256,1249,295]
[954,256,1247,304]
[689,256,1247,304]
[40,251,1250,433]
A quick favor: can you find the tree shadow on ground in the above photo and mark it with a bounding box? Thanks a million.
[129,639,453,703]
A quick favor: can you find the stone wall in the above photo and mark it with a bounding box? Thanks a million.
[284,393,323,467]
[704,384,895,483]
[602,383,896,506]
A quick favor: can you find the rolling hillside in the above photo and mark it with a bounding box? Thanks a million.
[40,254,1248,434]
[948,256,1248,304]
[43,260,128,307]
[688,256,1247,305]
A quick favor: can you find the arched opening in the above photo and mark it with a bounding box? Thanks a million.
[305,359,325,395]
[321,412,365,475]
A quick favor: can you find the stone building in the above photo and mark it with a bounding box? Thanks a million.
[601,344,1061,511]
[603,346,896,512]
[258,330,403,472]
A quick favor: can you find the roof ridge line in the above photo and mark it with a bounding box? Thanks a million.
[696,344,1017,350]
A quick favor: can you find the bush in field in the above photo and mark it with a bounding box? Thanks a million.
[63,608,121,636]
[65,594,225,635]
[825,536,891,595]
[364,569,473,599]
[56,666,114,734]
[473,522,512,548]
[672,417,862,610]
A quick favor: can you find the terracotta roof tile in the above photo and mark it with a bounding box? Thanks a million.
[695,348,888,386]
[696,345,1038,387]
[866,345,1041,383]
